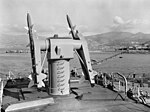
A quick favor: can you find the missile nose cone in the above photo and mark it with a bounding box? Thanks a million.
[66,14,69,20]
[27,13,30,18]
[66,14,68,18]
[27,13,32,28]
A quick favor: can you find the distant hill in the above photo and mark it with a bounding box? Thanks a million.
[0,34,28,49]
[0,33,47,50]
[1,32,150,51]
[85,32,150,51]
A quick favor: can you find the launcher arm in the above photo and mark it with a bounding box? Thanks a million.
[74,32,96,85]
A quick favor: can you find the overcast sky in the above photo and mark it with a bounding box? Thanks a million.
[1,0,150,36]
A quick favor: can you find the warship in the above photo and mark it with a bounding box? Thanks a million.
[0,13,150,112]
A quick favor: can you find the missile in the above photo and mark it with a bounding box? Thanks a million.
[66,15,76,39]
[26,13,37,85]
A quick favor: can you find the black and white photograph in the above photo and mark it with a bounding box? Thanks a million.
[0,0,150,112]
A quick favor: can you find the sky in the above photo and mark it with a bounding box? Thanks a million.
[1,0,150,36]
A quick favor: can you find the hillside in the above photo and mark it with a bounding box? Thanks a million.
[85,32,150,51]
[1,32,150,51]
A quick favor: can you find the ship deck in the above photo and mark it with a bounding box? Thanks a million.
[2,81,150,112]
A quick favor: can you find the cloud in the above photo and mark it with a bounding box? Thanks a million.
[2,0,150,34]
[1,24,26,35]
[110,16,150,33]
[0,22,69,36]
[113,16,124,24]
[110,16,133,32]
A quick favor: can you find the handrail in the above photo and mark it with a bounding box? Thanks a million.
[112,72,128,94]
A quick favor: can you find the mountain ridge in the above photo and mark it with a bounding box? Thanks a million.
[1,32,150,51]
[85,31,150,51]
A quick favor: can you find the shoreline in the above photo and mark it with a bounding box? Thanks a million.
[0,48,150,54]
